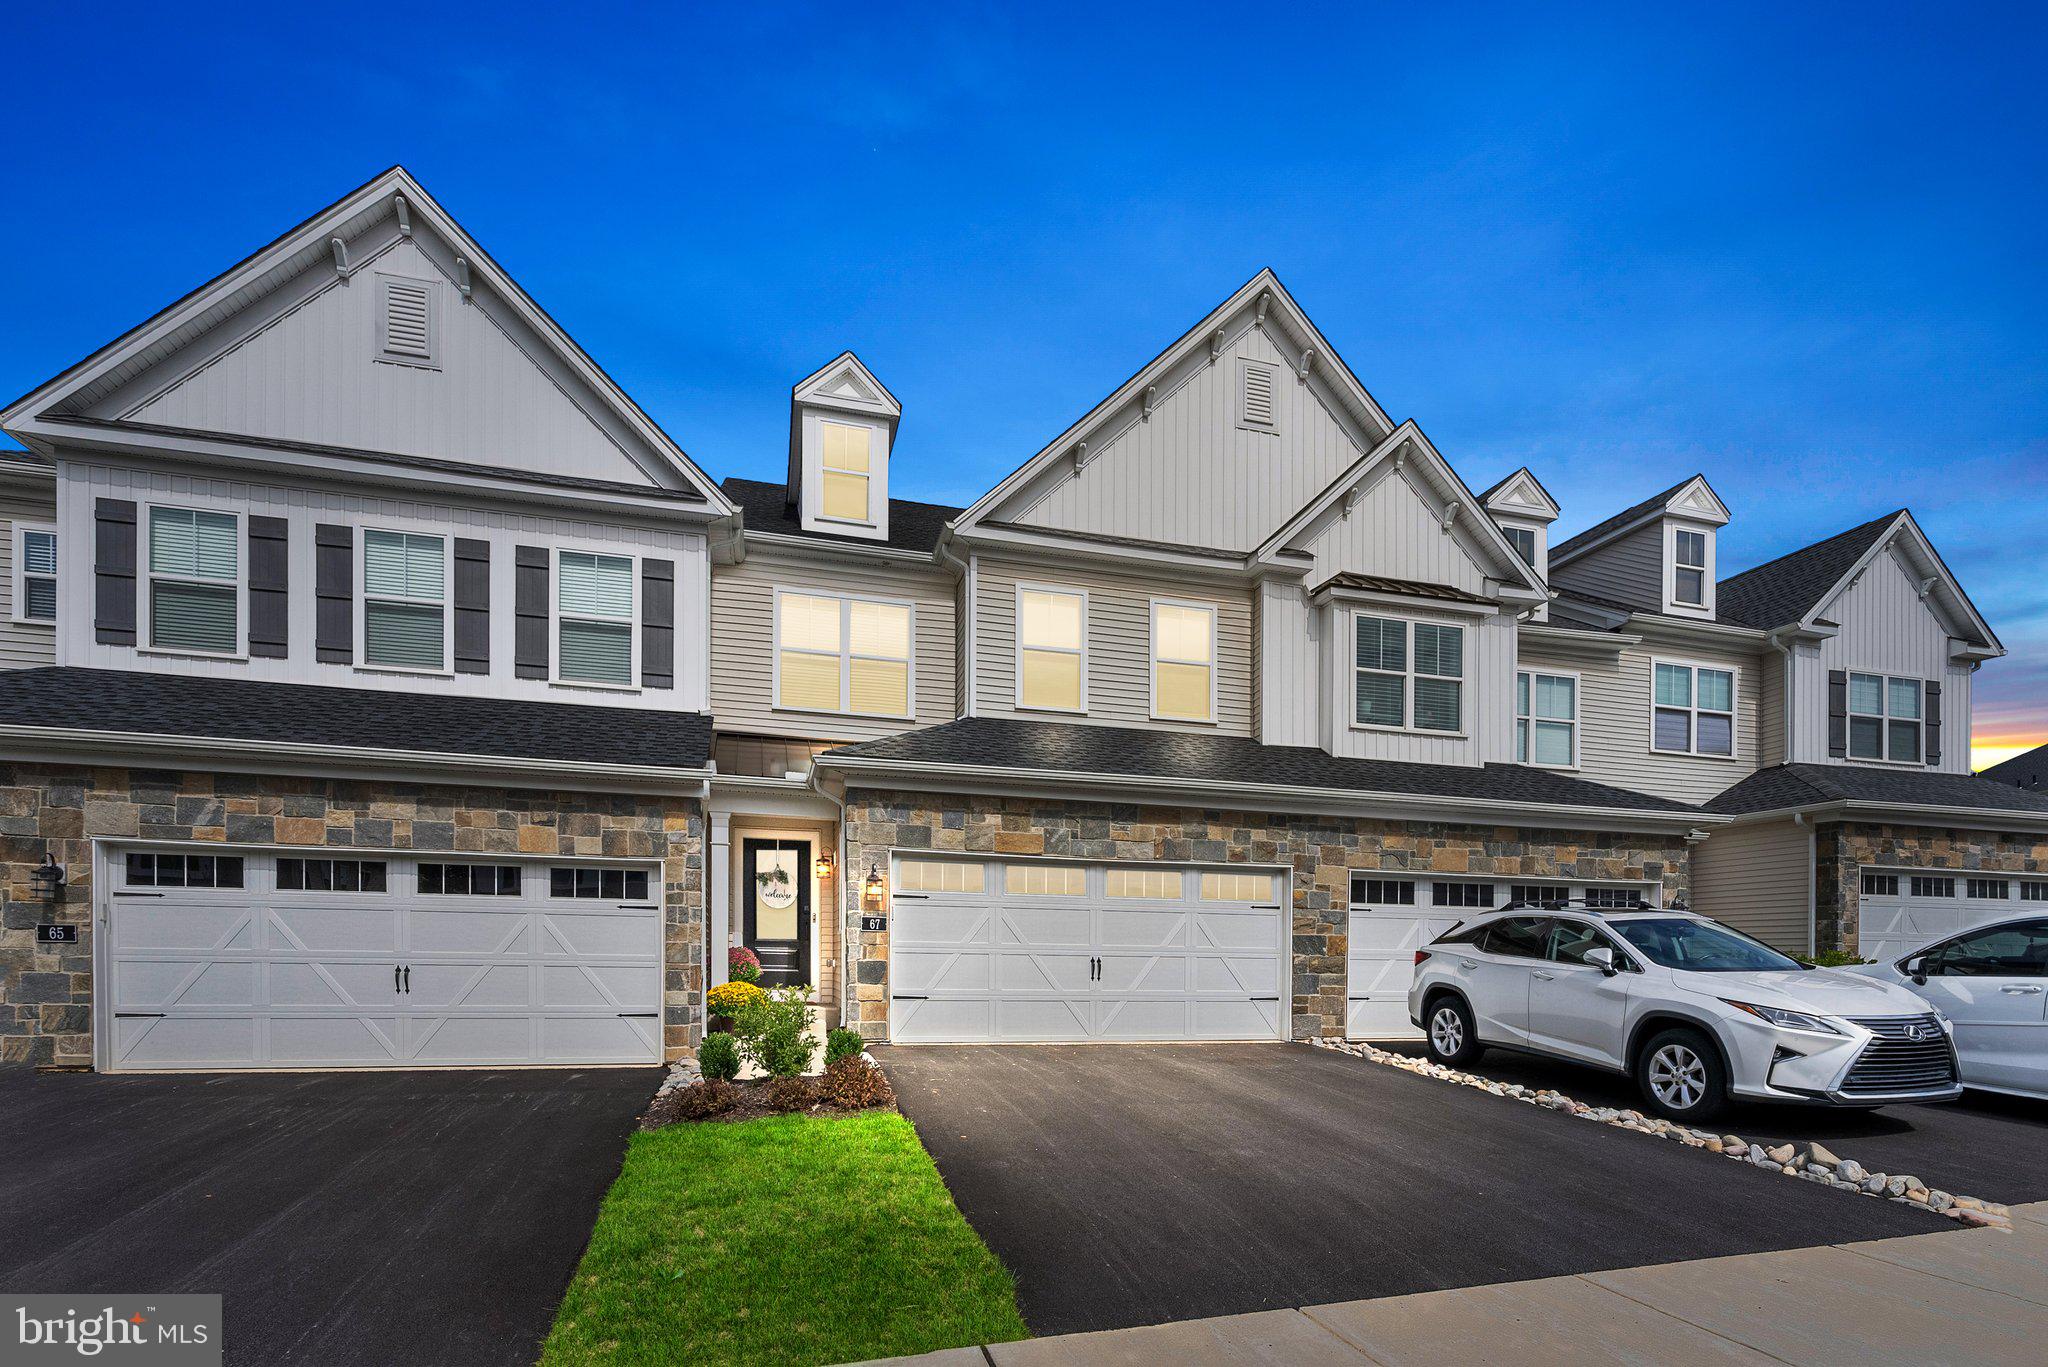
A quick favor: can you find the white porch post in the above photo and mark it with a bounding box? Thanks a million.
[709,810,732,987]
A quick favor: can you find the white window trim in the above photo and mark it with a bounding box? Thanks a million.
[374,271,441,370]
[1648,656,1739,759]
[10,520,56,626]
[1349,611,1467,738]
[1845,671,1925,765]
[1663,521,1716,615]
[1148,596,1219,724]
[1013,581,1088,714]
[815,418,879,528]
[140,501,248,661]
[1237,359,1279,433]
[1515,667,1580,769]
[771,587,917,720]
[355,526,456,679]
[1498,519,1543,576]
[551,544,642,693]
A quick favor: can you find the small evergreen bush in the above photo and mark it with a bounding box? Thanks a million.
[824,1026,866,1067]
[697,1031,740,1082]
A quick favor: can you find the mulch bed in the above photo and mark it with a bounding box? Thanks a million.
[642,1073,897,1129]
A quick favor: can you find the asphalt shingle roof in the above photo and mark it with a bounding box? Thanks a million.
[0,667,712,770]
[1707,763,2048,817]
[821,716,1700,814]
[1980,743,2048,792]
[1549,476,1698,563]
[722,477,959,553]
[1713,511,1902,632]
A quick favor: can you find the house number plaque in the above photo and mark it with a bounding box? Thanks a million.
[860,915,887,933]
[35,924,79,944]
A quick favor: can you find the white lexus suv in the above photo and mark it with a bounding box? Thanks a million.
[1407,900,1961,1121]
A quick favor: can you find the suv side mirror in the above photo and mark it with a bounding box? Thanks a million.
[1584,947,1618,976]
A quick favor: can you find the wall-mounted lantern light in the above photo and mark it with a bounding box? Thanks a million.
[814,851,835,882]
[862,863,888,915]
[31,853,66,904]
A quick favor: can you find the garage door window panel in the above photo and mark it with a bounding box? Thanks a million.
[148,506,240,655]
[125,852,244,890]
[277,858,387,893]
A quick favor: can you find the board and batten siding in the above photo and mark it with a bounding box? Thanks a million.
[971,555,1254,735]
[709,549,956,743]
[1324,603,1517,765]
[1788,543,1973,773]
[1292,466,1492,594]
[1255,578,1317,745]
[0,483,59,669]
[1692,818,1812,954]
[1011,326,1378,552]
[1552,520,1663,610]
[1519,640,1762,806]
[59,458,711,710]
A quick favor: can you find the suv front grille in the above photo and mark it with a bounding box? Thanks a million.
[1840,1014,1957,1094]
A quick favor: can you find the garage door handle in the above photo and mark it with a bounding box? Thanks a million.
[891,995,929,1001]
[617,1012,658,1018]
[403,965,411,994]
[1249,996,1281,1002]
[112,891,165,898]
[395,964,402,993]
[114,1012,165,1018]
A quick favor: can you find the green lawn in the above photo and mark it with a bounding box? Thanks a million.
[542,1111,1028,1367]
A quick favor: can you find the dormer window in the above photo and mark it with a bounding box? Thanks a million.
[820,421,873,523]
[1503,525,1537,568]
[1673,530,1707,606]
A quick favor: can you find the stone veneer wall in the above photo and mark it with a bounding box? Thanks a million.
[0,763,705,1066]
[1816,820,2048,953]
[840,789,1692,1042]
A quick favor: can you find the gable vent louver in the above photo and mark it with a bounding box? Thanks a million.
[1242,362,1276,428]
[381,278,433,361]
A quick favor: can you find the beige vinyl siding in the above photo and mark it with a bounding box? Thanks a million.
[1522,640,1761,806]
[973,555,1254,734]
[1692,818,1811,954]
[1552,520,1663,609]
[710,549,956,742]
[1758,648,1787,766]
[0,484,59,669]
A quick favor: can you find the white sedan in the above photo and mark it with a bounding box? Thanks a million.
[1850,915,2048,1101]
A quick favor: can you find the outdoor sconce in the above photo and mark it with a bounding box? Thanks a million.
[862,863,888,914]
[32,853,66,904]
[814,851,834,882]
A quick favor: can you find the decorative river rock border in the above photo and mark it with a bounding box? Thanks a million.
[1311,1038,2013,1231]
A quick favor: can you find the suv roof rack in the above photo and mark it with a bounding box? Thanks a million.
[1497,896,1691,918]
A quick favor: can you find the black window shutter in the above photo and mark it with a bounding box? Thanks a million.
[515,546,549,679]
[247,516,290,658]
[93,498,138,645]
[642,557,675,690]
[1925,679,1942,766]
[1827,669,1848,758]
[315,524,354,663]
[453,538,491,675]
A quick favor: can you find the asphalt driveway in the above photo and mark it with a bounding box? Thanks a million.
[1381,1040,2048,1204]
[0,1065,660,1366]
[878,1042,1938,1337]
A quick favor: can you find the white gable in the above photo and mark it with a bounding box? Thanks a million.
[1006,323,1376,551]
[1293,464,1492,593]
[1665,476,1731,525]
[1482,468,1559,521]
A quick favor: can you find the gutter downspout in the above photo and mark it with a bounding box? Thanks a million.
[1768,627,1797,763]
[1794,810,1817,957]
[934,527,973,717]
[711,506,747,564]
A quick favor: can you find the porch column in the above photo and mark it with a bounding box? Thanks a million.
[709,810,732,986]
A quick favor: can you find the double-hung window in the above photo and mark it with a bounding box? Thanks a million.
[1503,524,1538,567]
[1848,673,1922,762]
[12,523,56,623]
[1355,615,1464,733]
[558,550,636,686]
[1017,586,1086,712]
[819,421,872,522]
[148,506,240,654]
[1516,670,1577,766]
[1652,660,1735,756]
[775,591,913,716]
[362,530,447,671]
[1672,529,1708,606]
[1150,600,1216,723]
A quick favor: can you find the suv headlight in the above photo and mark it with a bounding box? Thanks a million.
[1721,1000,1846,1036]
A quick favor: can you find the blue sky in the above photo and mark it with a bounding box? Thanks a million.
[4,3,2042,762]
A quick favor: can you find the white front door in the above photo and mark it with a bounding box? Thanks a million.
[887,857,1288,1043]
[104,849,663,1071]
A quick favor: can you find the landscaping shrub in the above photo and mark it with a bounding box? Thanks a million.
[673,1079,738,1120]
[763,1075,815,1112]
[707,980,766,1020]
[735,983,815,1078]
[697,1031,740,1082]
[824,1026,866,1067]
[1795,949,1874,968]
[727,946,763,984]
[821,1056,893,1110]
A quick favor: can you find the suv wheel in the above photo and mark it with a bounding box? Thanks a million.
[1636,1027,1726,1121]
[1424,995,1484,1066]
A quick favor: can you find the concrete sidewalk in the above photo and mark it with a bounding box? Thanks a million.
[869,1201,2048,1366]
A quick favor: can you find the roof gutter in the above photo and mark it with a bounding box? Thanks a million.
[0,723,713,797]
[813,754,1724,835]
[1718,797,2048,833]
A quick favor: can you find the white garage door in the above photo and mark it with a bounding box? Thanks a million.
[1857,870,2048,964]
[104,849,663,1071]
[1347,875,1658,1039]
[887,856,1288,1043]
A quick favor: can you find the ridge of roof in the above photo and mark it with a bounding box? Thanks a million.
[1550,475,1701,562]
[1712,510,1904,631]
